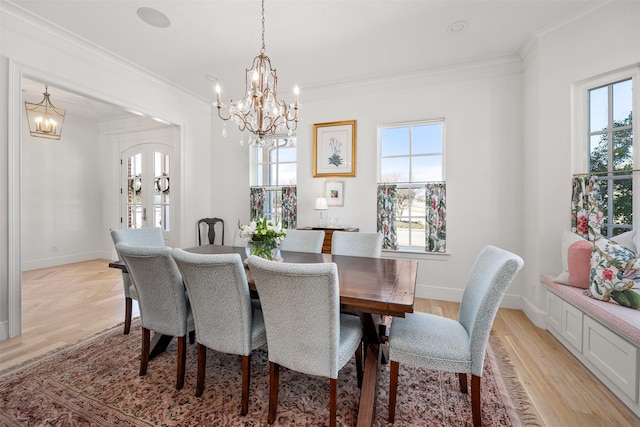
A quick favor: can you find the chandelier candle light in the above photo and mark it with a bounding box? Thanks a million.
[24,85,66,140]
[213,0,300,146]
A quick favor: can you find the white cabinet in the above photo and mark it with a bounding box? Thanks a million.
[547,291,583,352]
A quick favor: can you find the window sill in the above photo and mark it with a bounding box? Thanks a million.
[381,248,449,261]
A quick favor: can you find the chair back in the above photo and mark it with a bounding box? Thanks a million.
[198,217,225,245]
[247,255,342,378]
[458,245,524,374]
[111,227,165,297]
[331,231,383,257]
[115,242,190,337]
[279,229,325,253]
[172,249,260,355]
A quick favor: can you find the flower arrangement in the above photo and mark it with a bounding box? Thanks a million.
[238,218,287,260]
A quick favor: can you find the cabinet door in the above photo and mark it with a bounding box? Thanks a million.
[562,302,583,352]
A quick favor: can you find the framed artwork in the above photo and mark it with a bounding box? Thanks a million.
[325,181,344,207]
[313,120,356,177]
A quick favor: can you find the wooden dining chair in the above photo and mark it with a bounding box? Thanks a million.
[115,242,195,390]
[111,227,165,334]
[387,245,524,426]
[197,217,224,246]
[279,229,325,253]
[331,231,383,258]
[171,249,267,415]
[247,255,363,427]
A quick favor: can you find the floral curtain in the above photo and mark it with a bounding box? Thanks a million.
[281,186,297,229]
[425,182,446,253]
[571,175,604,240]
[250,187,265,220]
[377,184,398,250]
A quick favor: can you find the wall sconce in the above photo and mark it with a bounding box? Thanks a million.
[315,197,328,226]
[24,85,66,140]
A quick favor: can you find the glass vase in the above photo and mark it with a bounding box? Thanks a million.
[246,240,278,260]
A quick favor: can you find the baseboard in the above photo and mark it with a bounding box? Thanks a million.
[21,251,109,271]
[521,296,548,328]
[0,320,8,341]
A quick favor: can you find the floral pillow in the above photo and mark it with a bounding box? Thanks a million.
[590,237,640,310]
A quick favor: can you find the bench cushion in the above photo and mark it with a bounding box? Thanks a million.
[543,275,640,347]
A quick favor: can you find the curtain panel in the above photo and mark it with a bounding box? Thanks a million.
[425,182,446,253]
[377,184,399,250]
[281,186,297,229]
[571,175,604,240]
[250,187,265,220]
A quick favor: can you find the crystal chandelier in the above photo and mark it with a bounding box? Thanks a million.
[24,85,66,140]
[213,0,300,146]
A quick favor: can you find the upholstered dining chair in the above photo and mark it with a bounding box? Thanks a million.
[387,245,524,426]
[331,231,383,258]
[115,242,195,390]
[197,217,225,246]
[247,255,363,427]
[171,249,267,415]
[111,227,165,334]
[279,229,325,253]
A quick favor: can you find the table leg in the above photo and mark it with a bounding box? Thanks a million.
[356,312,385,427]
[148,333,173,359]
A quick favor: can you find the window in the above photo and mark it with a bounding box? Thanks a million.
[588,78,634,238]
[379,120,444,250]
[250,135,297,223]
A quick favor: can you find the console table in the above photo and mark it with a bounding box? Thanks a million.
[297,226,359,254]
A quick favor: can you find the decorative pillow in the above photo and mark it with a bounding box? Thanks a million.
[614,230,637,253]
[590,238,640,310]
[555,231,592,287]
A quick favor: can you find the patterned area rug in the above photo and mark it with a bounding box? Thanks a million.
[0,320,540,426]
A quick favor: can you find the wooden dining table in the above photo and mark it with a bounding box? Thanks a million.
[110,245,417,427]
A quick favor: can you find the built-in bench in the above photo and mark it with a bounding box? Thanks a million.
[543,275,640,417]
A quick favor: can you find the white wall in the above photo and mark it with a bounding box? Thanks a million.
[21,112,104,270]
[521,1,640,325]
[212,60,526,307]
[0,3,212,338]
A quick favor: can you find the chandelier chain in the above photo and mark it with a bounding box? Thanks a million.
[260,0,265,54]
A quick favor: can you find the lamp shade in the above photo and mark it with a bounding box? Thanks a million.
[315,197,328,210]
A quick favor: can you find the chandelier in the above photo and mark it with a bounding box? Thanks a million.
[213,0,300,146]
[24,85,66,140]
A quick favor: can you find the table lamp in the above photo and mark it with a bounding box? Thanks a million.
[315,197,328,226]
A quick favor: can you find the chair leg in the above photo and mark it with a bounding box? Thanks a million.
[267,362,280,424]
[196,343,206,397]
[388,360,399,423]
[330,378,337,427]
[459,372,468,393]
[241,354,251,416]
[140,327,150,376]
[124,297,132,335]
[355,343,363,388]
[176,335,186,390]
[471,374,481,427]
[189,330,196,344]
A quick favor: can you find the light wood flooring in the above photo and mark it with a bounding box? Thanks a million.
[1,259,639,426]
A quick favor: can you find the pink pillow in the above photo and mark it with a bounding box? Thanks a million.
[567,240,593,288]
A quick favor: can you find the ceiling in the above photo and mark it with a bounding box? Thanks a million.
[13,0,615,121]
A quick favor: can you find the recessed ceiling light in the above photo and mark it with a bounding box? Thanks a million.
[137,7,170,28]
[447,20,469,34]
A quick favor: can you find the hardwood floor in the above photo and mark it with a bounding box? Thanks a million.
[1,259,639,426]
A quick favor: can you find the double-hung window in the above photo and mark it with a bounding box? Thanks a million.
[378,120,445,251]
[587,76,635,237]
[250,135,297,224]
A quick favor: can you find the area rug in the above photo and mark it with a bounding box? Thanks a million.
[0,320,540,426]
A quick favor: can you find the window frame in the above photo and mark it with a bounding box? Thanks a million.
[377,119,445,251]
[573,66,638,236]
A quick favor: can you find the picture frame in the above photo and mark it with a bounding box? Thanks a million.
[313,120,356,177]
[325,181,344,207]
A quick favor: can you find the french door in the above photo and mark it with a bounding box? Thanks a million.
[121,143,174,243]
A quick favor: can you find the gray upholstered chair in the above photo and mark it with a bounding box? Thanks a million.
[171,249,267,415]
[111,227,165,334]
[115,242,195,390]
[387,245,524,426]
[247,255,363,427]
[279,229,325,253]
[331,231,383,258]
